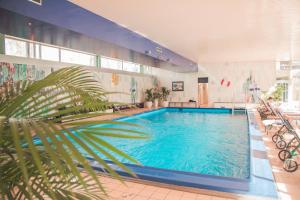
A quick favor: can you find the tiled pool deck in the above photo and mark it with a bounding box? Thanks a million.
[66,107,300,200]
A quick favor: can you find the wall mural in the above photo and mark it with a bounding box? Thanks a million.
[242,73,260,103]
[152,76,159,88]
[0,62,46,86]
[111,73,119,86]
[130,77,137,104]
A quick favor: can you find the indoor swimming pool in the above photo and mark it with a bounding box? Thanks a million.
[83,108,250,179]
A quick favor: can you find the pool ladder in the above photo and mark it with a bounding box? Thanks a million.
[232,103,247,115]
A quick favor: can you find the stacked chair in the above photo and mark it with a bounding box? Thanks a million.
[258,99,300,172]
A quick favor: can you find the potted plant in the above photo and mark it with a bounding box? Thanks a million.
[153,88,161,108]
[270,84,284,102]
[144,88,153,108]
[160,87,170,107]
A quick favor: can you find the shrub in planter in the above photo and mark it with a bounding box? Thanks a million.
[160,87,170,107]
[144,88,153,108]
[153,88,161,108]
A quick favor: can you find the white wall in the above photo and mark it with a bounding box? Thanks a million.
[0,55,278,106]
[89,68,154,103]
[152,67,198,102]
[0,55,154,104]
[152,61,277,105]
[198,61,277,103]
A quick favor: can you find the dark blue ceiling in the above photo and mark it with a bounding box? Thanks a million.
[0,0,198,71]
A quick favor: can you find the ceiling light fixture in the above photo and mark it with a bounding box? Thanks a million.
[28,0,42,6]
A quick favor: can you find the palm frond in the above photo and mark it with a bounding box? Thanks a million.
[0,67,146,200]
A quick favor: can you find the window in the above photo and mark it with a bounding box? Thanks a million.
[41,45,59,61]
[5,38,27,57]
[277,82,289,102]
[35,44,40,59]
[123,61,140,73]
[28,43,35,58]
[101,57,122,70]
[142,65,152,74]
[279,61,290,70]
[61,49,96,66]
[4,35,151,75]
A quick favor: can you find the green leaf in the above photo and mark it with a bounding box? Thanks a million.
[0,67,146,199]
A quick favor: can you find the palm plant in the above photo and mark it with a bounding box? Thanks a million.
[160,87,170,101]
[270,84,284,102]
[144,88,153,102]
[152,88,161,100]
[0,67,147,200]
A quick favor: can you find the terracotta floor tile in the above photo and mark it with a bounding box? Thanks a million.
[168,190,184,196]
[181,192,198,200]
[132,184,147,190]
[196,194,212,200]
[164,190,184,200]
[155,188,171,194]
[138,189,156,198]
[211,197,231,200]
[150,192,168,200]
[121,192,137,200]
[181,197,196,200]
[109,190,124,198]
[115,184,130,191]
[165,194,182,200]
[132,195,150,200]
[144,185,159,191]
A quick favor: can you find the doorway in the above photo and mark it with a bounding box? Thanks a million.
[198,77,208,107]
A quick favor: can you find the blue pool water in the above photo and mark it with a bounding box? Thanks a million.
[84,108,250,179]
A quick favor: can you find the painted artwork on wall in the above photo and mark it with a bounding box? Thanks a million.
[0,62,46,86]
[172,81,184,91]
[242,73,260,103]
[152,76,159,88]
[111,73,119,86]
[130,77,137,104]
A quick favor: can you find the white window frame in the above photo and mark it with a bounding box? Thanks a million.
[122,61,141,73]
[3,35,153,75]
[40,44,60,62]
[60,48,96,66]
[100,56,123,70]
[4,37,28,57]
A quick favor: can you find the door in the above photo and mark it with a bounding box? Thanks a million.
[198,83,208,106]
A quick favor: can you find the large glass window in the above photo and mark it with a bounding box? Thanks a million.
[142,65,152,74]
[61,49,96,66]
[28,43,35,58]
[123,61,140,73]
[5,38,27,57]
[278,82,289,102]
[4,35,152,75]
[35,44,40,59]
[41,45,59,61]
[101,57,122,70]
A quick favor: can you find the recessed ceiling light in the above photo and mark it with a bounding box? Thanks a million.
[28,0,42,6]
